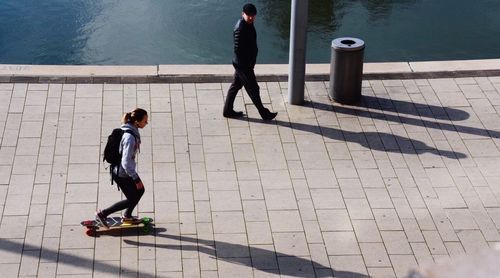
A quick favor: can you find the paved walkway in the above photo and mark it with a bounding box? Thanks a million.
[0,77,499,278]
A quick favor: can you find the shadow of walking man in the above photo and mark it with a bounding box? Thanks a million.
[241,117,466,159]
[124,232,369,277]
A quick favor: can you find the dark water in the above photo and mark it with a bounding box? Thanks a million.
[1,0,499,65]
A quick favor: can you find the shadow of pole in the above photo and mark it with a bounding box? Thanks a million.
[124,233,370,278]
[311,99,499,139]
[360,95,470,121]
[0,238,155,277]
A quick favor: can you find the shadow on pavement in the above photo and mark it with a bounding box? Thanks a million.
[240,117,466,159]
[311,98,499,139]
[124,232,370,278]
[0,238,155,278]
[361,95,470,121]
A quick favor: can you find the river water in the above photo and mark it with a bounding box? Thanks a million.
[1,0,499,64]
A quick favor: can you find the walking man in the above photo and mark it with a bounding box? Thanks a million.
[223,3,278,120]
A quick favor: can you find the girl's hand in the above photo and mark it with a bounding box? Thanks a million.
[136,181,144,190]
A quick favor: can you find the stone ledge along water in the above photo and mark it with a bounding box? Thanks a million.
[1,59,500,83]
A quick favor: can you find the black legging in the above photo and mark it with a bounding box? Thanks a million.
[102,175,144,218]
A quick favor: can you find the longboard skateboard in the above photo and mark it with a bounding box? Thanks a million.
[80,216,154,236]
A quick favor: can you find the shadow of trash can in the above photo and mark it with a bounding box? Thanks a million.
[328,37,365,104]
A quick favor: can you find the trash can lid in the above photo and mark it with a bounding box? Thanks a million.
[332,37,365,51]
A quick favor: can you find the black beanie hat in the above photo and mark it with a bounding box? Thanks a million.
[242,3,257,16]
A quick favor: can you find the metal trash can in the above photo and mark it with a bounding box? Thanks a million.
[329,37,365,104]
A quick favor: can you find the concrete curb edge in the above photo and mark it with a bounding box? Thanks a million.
[1,59,500,83]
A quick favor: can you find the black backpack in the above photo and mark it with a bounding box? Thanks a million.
[103,128,135,186]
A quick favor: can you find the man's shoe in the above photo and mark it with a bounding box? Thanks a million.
[223,110,244,118]
[95,210,109,229]
[262,111,278,120]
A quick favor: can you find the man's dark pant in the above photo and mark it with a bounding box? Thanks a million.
[224,67,269,116]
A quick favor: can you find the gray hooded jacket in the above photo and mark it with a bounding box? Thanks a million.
[113,123,141,181]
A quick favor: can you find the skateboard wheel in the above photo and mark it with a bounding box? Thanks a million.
[142,225,151,233]
[85,229,95,237]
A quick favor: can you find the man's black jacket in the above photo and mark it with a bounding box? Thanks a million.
[232,18,258,69]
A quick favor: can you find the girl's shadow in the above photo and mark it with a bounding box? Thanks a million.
[124,232,369,277]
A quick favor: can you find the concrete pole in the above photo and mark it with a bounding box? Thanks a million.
[288,0,308,105]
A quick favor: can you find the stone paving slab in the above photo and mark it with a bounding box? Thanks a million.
[0,77,499,277]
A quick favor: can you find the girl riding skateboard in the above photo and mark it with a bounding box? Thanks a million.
[96,108,148,228]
